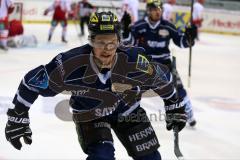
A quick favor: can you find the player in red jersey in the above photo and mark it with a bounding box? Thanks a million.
[44,0,72,43]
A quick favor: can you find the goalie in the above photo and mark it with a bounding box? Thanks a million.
[7,19,37,48]
[0,0,14,51]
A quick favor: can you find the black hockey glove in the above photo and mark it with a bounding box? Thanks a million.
[164,98,187,132]
[5,108,32,150]
[121,11,132,39]
[185,24,197,46]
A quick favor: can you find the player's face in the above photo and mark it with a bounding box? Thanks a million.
[148,7,162,22]
[92,34,119,67]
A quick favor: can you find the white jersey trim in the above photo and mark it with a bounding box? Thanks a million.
[151,54,171,59]
[121,101,140,116]
[16,91,32,107]
[22,78,40,93]
[145,17,161,30]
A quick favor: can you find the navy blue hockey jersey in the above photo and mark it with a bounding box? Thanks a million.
[124,17,190,64]
[13,44,176,115]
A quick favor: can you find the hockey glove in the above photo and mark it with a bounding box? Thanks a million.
[8,6,14,14]
[121,11,132,39]
[5,108,32,150]
[164,98,187,132]
[43,9,49,16]
[185,24,197,46]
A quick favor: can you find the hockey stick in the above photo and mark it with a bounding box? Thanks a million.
[171,49,185,160]
[174,127,184,160]
[188,0,194,87]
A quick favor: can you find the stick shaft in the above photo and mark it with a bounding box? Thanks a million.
[188,0,194,88]
[174,128,184,160]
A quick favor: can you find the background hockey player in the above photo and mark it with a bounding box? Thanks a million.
[193,0,205,40]
[7,19,38,48]
[0,0,14,51]
[162,0,176,22]
[44,0,72,43]
[122,0,139,24]
[5,11,187,160]
[121,0,197,127]
[76,0,95,36]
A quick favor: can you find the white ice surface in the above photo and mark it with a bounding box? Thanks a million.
[0,24,240,160]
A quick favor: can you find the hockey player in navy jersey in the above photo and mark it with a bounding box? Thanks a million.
[121,0,197,127]
[5,11,187,160]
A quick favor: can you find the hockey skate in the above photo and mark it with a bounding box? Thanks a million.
[48,35,52,42]
[62,36,68,43]
[0,44,8,51]
[188,118,197,127]
[184,97,197,127]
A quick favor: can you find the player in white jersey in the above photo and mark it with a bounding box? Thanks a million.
[0,0,14,50]
[122,0,139,24]
[193,0,205,40]
[162,0,176,22]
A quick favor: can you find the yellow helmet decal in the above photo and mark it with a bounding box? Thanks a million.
[147,0,161,5]
[100,25,114,31]
[90,13,98,23]
[113,15,118,22]
[147,0,154,3]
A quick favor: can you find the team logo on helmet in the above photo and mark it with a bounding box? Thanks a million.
[101,14,111,22]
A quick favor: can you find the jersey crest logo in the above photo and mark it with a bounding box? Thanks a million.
[111,83,132,93]
[28,69,49,89]
[136,54,153,75]
[159,29,169,37]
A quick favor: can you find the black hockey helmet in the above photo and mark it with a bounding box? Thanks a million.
[88,11,121,40]
[146,0,162,10]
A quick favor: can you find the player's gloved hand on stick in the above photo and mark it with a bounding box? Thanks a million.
[164,98,187,132]
[185,24,197,46]
[5,107,32,150]
[121,11,132,39]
